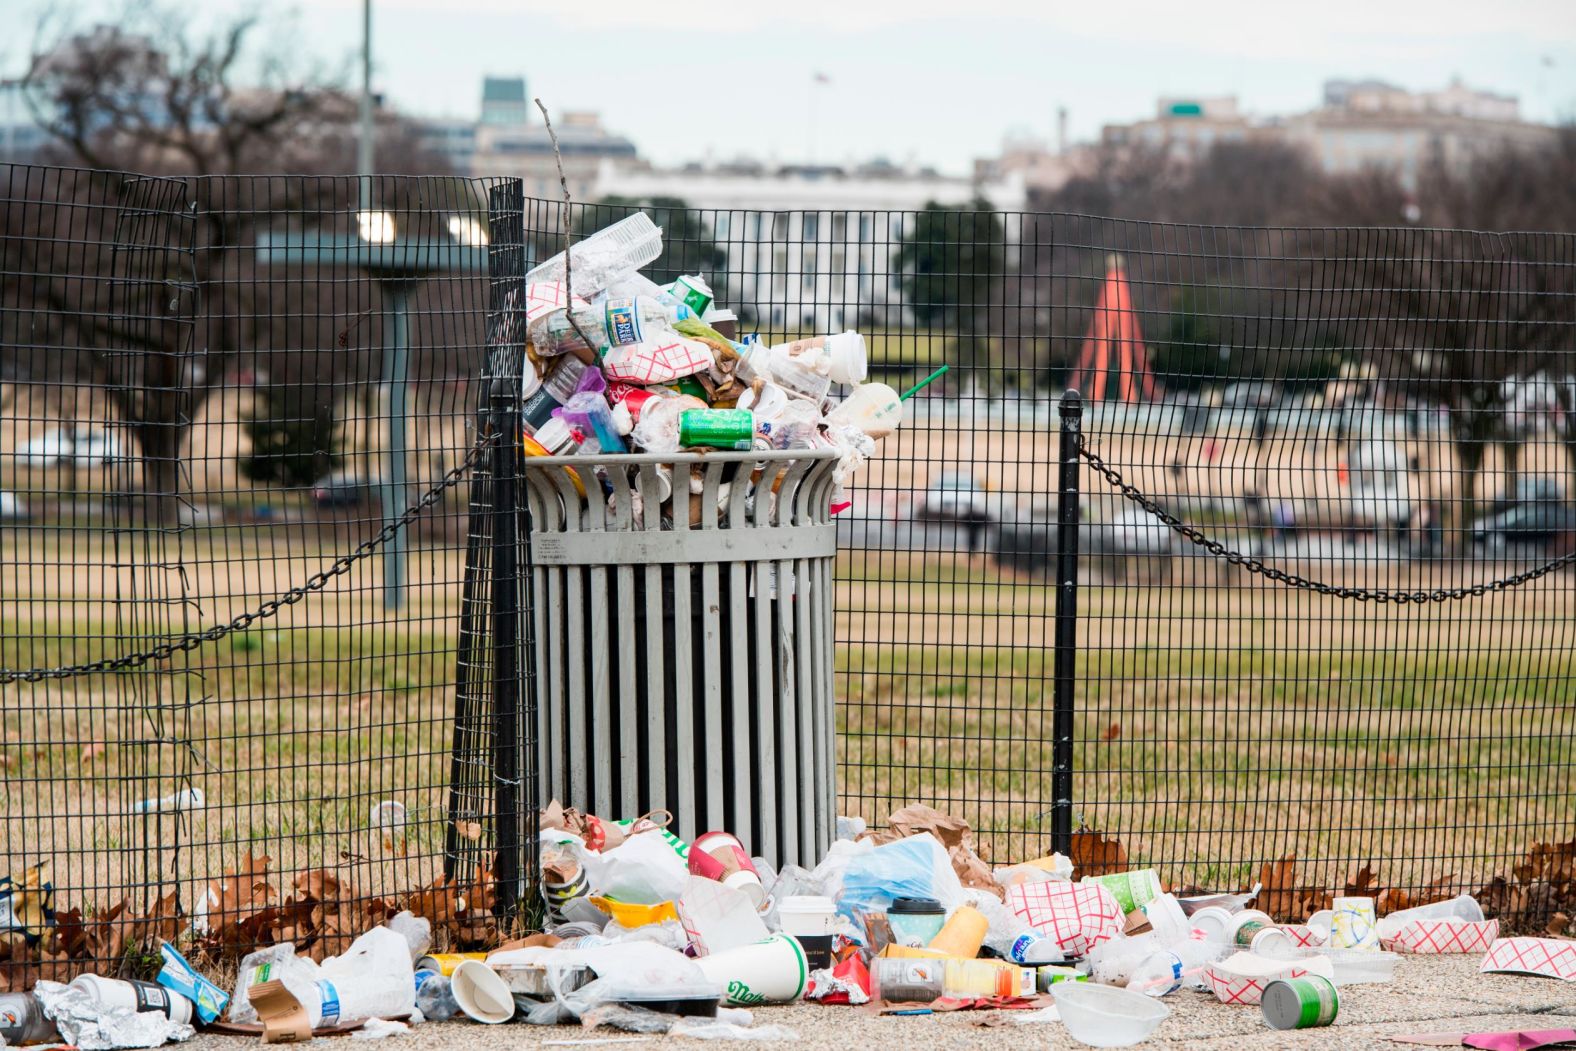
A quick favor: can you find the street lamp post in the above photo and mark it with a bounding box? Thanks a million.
[257,215,488,610]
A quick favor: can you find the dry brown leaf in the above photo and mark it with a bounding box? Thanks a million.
[1257,856,1299,920]
[79,742,107,765]
[457,821,484,842]
[1377,887,1412,915]
[1345,863,1379,897]
[1069,829,1128,879]
[1101,723,1122,741]
[1547,912,1571,937]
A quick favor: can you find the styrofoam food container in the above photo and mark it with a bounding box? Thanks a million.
[1052,982,1170,1048]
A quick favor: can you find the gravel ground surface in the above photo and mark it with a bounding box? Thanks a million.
[181,954,1576,1050]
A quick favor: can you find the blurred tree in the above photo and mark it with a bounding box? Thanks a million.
[894,199,1005,368]
[238,383,341,488]
[7,2,452,520]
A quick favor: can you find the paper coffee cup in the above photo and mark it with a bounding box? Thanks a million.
[826,331,868,386]
[690,832,764,907]
[694,934,808,1006]
[1330,897,1379,951]
[450,960,515,1024]
[1081,869,1162,913]
[779,896,838,971]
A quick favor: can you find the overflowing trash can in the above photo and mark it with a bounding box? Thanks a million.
[522,449,840,867]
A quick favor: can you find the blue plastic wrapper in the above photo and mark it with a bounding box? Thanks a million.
[157,940,229,1024]
[835,835,958,923]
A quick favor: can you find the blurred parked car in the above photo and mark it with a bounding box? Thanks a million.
[1473,500,1576,556]
[16,427,125,469]
[0,491,27,521]
[1214,381,1282,411]
[311,470,374,508]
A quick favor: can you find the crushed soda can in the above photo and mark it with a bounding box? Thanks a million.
[0,866,55,946]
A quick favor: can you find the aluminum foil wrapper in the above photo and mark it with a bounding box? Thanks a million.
[34,981,194,1050]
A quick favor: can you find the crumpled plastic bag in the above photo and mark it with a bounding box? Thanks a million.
[227,926,414,1029]
[671,1019,799,1041]
[579,830,689,904]
[862,805,1003,900]
[34,981,194,1050]
[836,833,966,922]
[350,1018,409,1040]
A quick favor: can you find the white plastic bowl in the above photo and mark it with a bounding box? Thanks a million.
[1052,982,1171,1048]
[1315,947,1403,985]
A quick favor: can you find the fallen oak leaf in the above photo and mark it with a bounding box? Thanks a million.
[1069,829,1127,879]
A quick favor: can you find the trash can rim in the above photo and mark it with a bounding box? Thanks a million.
[519,448,840,468]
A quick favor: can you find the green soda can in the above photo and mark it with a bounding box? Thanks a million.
[1260,976,1338,1030]
[679,408,754,450]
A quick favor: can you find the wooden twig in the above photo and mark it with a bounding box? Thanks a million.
[533,97,598,355]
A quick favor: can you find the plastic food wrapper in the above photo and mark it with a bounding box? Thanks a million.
[553,942,721,1022]
[669,1018,800,1041]
[349,1018,409,1040]
[34,980,194,1050]
[0,867,55,947]
[993,855,1074,889]
[1005,880,1124,957]
[835,834,966,923]
[805,955,870,1006]
[579,830,689,904]
[678,877,770,956]
[156,941,229,1024]
[368,801,407,855]
[1480,937,1576,981]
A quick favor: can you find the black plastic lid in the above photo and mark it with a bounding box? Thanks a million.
[889,896,944,914]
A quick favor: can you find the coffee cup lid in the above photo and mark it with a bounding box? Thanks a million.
[890,896,944,914]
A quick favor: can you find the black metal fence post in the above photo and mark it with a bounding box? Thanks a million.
[484,181,528,920]
[1051,389,1083,857]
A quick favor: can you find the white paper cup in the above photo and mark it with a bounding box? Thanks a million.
[450,960,515,1024]
[1331,897,1379,951]
[778,895,838,971]
[738,381,789,422]
[1189,906,1236,943]
[826,331,869,386]
[1140,893,1190,944]
[694,934,808,1005]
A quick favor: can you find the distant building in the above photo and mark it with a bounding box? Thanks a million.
[594,160,1026,330]
[1284,77,1556,189]
[0,80,48,160]
[480,76,529,126]
[1100,96,1265,163]
[415,78,641,199]
[1087,78,1558,190]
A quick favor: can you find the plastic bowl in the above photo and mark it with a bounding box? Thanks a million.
[1315,947,1402,985]
[1052,983,1171,1048]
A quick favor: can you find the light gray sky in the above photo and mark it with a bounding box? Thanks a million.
[10,0,1576,173]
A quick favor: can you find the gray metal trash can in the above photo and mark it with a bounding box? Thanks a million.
[522,448,839,867]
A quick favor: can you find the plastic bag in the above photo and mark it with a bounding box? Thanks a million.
[580,831,689,904]
[228,927,414,1029]
[835,833,965,922]
[556,943,719,1022]
[807,837,872,905]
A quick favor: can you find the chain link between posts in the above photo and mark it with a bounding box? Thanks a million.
[1076,434,1576,603]
[0,432,500,685]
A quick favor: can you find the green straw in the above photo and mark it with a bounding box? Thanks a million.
[899,364,950,401]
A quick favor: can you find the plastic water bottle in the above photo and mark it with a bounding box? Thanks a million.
[1128,950,1184,997]
[1005,933,1064,965]
[413,974,458,1022]
[532,296,691,356]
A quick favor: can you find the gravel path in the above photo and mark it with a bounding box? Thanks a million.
[181,954,1576,1050]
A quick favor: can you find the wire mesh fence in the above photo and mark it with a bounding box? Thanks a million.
[2,167,1573,985]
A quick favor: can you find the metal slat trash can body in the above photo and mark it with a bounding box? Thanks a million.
[523,449,839,867]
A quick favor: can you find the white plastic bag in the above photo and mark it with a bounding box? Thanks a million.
[581,830,688,904]
[229,927,414,1029]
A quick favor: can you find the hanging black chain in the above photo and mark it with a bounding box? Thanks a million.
[1076,434,1576,604]
[0,431,500,685]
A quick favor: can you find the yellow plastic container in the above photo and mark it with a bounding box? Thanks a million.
[589,896,679,928]
[416,952,487,976]
[927,905,988,958]
[879,944,949,960]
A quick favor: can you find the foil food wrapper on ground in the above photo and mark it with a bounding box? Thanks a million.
[34,981,194,1050]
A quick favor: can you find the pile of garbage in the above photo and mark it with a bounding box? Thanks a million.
[517,213,912,511]
[4,806,1571,1048]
